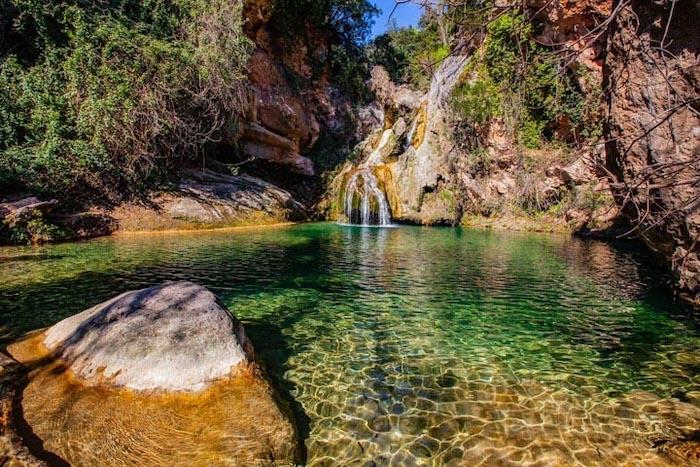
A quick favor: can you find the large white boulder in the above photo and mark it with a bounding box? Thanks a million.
[44,281,253,391]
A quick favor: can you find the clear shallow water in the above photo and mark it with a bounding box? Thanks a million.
[1,223,699,465]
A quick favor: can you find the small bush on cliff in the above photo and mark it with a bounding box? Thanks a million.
[451,68,499,126]
[368,17,451,91]
[0,0,252,204]
[450,12,597,150]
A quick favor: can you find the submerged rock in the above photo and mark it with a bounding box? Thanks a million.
[43,281,253,391]
[0,353,47,466]
[6,281,300,465]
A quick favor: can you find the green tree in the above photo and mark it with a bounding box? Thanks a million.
[0,0,252,203]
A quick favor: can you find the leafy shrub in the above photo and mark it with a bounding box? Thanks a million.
[271,0,378,101]
[514,172,548,213]
[368,9,451,92]
[0,210,72,244]
[449,11,598,150]
[468,146,495,177]
[0,0,252,204]
[484,12,590,148]
[451,69,499,126]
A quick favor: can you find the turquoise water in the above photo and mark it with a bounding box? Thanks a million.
[1,223,699,464]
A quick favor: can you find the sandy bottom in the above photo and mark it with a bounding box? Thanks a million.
[8,333,298,466]
[301,371,700,466]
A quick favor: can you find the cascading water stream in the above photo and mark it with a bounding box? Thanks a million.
[342,168,391,226]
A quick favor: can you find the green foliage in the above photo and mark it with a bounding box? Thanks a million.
[368,23,449,90]
[330,43,373,102]
[450,11,599,151]
[374,1,499,90]
[308,124,364,173]
[365,31,409,83]
[451,68,499,126]
[0,0,252,204]
[519,118,547,150]
[0,211,72,244]
[271,0,378,101]
[272,0,377,46]
[483,12,590,148]
[572,185,612,213]
[468,146,494,177]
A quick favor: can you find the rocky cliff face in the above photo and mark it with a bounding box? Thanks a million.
[330,58,615,232]
[328,58,471,226]
[234,0,352,178]
[604,0,700,304]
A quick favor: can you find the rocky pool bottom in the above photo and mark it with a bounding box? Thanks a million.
[1,223,699,465]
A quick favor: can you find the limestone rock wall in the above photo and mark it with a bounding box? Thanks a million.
[235,0,352,177]
[604,0,700,304]
[389,55,472,225]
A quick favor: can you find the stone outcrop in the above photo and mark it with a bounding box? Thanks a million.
[238,122,314,176]
[0,197,58,221]
[370,66,422,116]
[6,281,300,465]
[388,56,471,225]
[233,0,355,178]
[0,196,115,244]
[113,169,305,231]
[604,0,700,304]
[43,281,254,391]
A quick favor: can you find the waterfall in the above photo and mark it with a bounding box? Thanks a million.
[342,168,391,226]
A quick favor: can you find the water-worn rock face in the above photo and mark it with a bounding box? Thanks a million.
[5,281,300,465]
[43,281,253,391]
[113,169,305,231]
[388,56,471,225]
[234,0,354,178]
[330,58,471,226]
[604,0,700,304]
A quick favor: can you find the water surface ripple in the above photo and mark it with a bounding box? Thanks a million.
[1,223,699,465]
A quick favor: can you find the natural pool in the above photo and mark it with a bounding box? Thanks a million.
[1,222,699,465]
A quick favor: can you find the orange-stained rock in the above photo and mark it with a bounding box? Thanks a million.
[5,282,301,465]
[232,0,353,177]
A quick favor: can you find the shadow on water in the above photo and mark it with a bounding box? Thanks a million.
[244,320,311,463]
[0,254,67,263]
[5,350,69,466]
